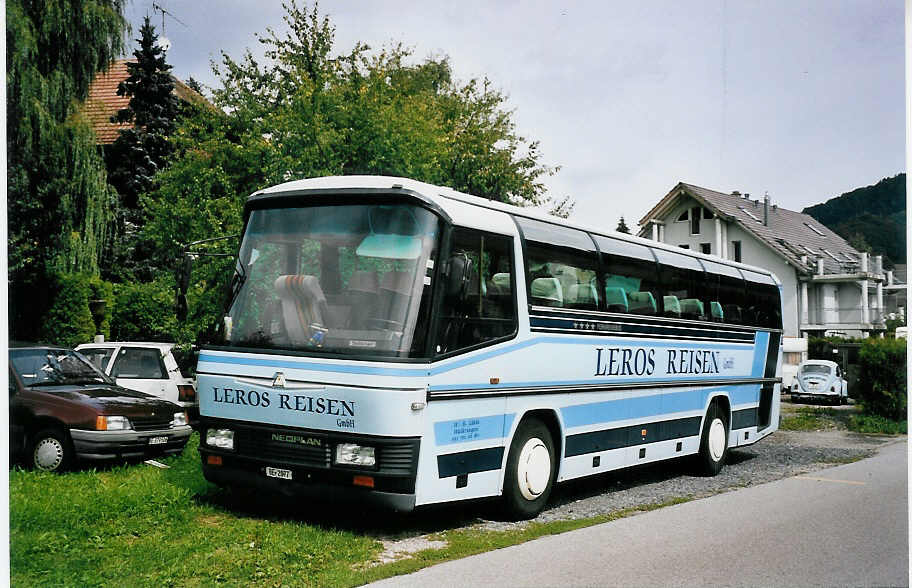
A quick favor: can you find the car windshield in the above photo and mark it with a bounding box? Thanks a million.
[77,347,114,371]
[10,349,112,386]
[801,364,832,376]
[225,202,442,358]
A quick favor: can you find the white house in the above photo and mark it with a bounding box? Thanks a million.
[638,182,888,381]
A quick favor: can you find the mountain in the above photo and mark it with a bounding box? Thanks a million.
[802,174,906,267]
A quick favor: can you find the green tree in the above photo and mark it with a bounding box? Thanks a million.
[140,0,568,344]
[7,0,127,339]
[103,16,181,281]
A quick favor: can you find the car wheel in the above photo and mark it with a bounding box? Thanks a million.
[696,402,728,476]
[502,418,555,520]
[29,428,74,472]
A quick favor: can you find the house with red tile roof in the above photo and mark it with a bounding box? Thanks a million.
[84,59,209,145]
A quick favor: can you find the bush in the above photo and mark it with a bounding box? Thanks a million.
[855,338,907,420]
[807,336,856,360]
[38,273,96,348]
[111,278,181,342]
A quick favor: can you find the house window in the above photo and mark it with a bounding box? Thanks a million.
[732,240,742,263]
[676,210,689,222]
[690,207,701,235]
[702,208,714,219]
[700,243,711,255]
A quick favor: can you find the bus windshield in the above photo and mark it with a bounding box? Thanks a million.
[225,203,442,358]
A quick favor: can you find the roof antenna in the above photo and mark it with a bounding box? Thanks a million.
[151,2,188,51]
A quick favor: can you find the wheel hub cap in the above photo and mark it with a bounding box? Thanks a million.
[34,438,64,471]
[708,418,726,461]
[517,437,551,500]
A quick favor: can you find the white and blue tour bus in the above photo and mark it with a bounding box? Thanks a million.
[196,176,782,519]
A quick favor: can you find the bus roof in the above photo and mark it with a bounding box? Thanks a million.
[252,175,780,284]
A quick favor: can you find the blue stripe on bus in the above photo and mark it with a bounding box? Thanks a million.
[433,413,516,446]
[751,332,770,377]
[199,336,754,378]
[428,374,750,392]
[561,385,759,429]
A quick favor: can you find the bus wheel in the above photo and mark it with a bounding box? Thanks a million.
[696,403,728,476]
[503,418,555,520]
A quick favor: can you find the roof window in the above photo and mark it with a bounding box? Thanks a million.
[804,222,826,237]
[738,206,762,223]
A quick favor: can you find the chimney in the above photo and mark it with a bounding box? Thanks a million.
[860,252,869,273]
[817,258,824,275]
[731,190,741,197]
[763,191,769,226]
[743,193,750,199]
[888,270,894,286]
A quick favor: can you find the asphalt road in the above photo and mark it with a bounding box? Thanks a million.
[369,440,908,587]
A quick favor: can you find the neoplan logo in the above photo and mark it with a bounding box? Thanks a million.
[271,433,323,447]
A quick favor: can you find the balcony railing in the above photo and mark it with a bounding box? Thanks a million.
[805,307,885,326]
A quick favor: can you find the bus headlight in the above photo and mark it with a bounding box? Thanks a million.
[206,428,235,451]
[335,443,376,467]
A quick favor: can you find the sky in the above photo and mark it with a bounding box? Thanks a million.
[122,0,905,230]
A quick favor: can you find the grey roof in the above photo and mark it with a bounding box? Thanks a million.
[639,182,864,275]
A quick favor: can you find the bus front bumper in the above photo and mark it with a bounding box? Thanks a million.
[201,460,417,511]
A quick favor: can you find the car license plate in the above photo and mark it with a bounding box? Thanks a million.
[266,467,292,480]
[148,436,168,445]
[809,383,818,390]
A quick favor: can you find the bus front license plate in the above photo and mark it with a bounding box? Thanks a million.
[266,467,292,480]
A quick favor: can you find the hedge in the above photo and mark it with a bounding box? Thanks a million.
[36,273,115,348]
[855,337,907,420]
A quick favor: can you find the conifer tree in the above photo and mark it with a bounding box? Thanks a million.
[103,16,181,280]
[616,216,631,234]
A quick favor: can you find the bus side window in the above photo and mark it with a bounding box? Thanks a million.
[702,259,747,325]
[515,218,599,311]
[593,235,662,316]
[435,228,516,355]
[653,248,708,321]
[742,269,782,329]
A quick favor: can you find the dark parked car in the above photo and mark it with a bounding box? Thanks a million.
[9,346,192,471]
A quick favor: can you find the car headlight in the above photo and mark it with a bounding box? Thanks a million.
[96,415,132,431]
[334,443,376,467]
[206,428,235,451]
[172,412,189,427]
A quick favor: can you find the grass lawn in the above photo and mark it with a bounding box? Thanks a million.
[780,401,907,435]
[10,434,689,587]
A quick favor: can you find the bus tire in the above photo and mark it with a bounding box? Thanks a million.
[502,418,555,520]
[29,428,74,472]
[696,403,728,476]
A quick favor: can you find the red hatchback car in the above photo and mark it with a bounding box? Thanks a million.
[8,346,192,471]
